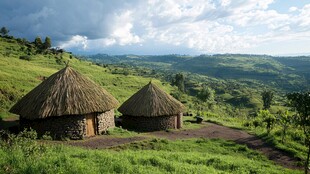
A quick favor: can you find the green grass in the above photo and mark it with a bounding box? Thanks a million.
[0,36,306,174]
[0,132,301,174]
[200,111,307,162]
[0,37,177,118]
[105,127,139,137]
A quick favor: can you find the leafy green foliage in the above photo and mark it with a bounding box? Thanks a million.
[287,92,310,173]
[262,90,274,110]
[197,85,215,102]
[34,36,43,49]
[43,37,51,49]
[257,110,276,134]
[0,27,9,36]
[276,110,293,143]
[172,73,185,92]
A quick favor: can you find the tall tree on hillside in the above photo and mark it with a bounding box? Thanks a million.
[34,36,43,49]
[0,27,9,36]
[172,73,185,93]
[43,36,52,49]
[287,92,310,174]
[261,90,273,110]
[197,85,215,102]
[276,110,292,143]
[258,109,276,134]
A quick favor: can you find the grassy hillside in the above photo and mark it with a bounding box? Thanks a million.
[173,54,309,91]
[0,37,176,119]
[0,131,301,174]
[87,54,310,92]
[0,36,306,174]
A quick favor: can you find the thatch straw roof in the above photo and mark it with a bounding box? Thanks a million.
[118,82,185,117]
[10,66,119,119]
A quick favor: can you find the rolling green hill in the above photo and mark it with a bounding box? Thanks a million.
[0,37,176,119]
[87,54,310,92]
[86,53,310,113]
[0,34,306,174]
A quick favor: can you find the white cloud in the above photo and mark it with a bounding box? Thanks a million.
[109,11,141,46]
[1,0,310,55]
[220,0,231,7]
[60,35,88,50]
[289,6,298,12]
[297,4,310,27]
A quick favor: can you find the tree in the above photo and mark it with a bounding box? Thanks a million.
[197,85,215,102]
[287,92,310,174]
[258,109,275,134]
[43,36,52,49]
[276,110,292,143]
[34,36,43,49]
[0,27,9,36]
[172,73,185,93]
[261,90,273,110]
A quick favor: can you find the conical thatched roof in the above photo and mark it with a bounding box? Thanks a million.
[10,66,119,120]
[118,82,185,117]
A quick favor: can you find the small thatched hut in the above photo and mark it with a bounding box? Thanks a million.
[10,66,119,139]
[118,82,185,131]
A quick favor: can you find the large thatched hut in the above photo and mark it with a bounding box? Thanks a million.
[118,82,185,131]
[10,66,119,139]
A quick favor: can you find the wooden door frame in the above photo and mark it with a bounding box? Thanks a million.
[85,113,98,137]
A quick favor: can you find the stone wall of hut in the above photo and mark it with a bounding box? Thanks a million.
[96,109,115,134]
[122,115,177,131]
[20,115,86,140]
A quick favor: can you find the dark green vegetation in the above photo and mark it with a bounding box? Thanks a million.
[86,53,310,116]
[0,130,301,174]
[0,32,308,173]
[87,53,310,92]
[287,92,310,174]
[86,53,310,170]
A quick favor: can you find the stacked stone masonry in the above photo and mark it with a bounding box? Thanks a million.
[122,115,177,132]
[96,109,115,134]
[20,115,86,140]
[20,109,115,140]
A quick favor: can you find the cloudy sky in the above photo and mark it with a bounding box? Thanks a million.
[1,0,310,55]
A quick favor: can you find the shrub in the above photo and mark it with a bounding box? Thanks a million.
[42,132,53,140]
[19,55,32,61]
[0,128,46,157]
[252,120,262,128]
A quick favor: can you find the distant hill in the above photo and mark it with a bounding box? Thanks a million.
[86,54,310,92]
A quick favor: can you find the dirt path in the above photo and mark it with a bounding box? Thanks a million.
[149,122,302,170]
[59,122,301,170]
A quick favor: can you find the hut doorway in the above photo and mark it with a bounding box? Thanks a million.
[86,114,96,136]
[176,114,182,129]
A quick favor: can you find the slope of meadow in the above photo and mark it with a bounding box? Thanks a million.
[0,132,301,174]
[0,36,304,174]
[0,37,175,119]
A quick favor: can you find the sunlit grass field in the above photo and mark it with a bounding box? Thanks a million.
[0,130,301,174]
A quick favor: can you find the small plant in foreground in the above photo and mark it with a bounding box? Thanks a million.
[258,109,276,134]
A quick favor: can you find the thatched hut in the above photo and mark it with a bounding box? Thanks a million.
[118,82,185,131]
[10,66,119,139]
